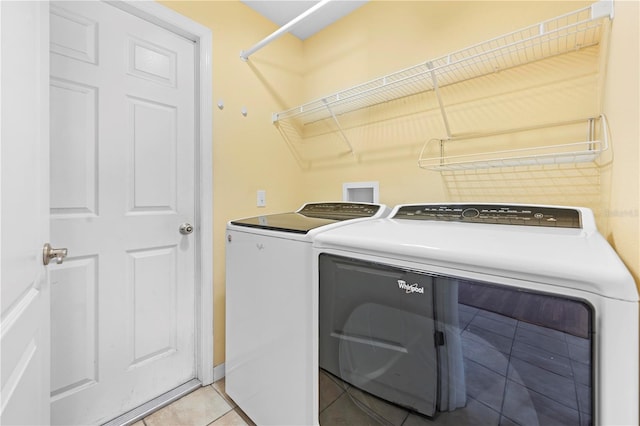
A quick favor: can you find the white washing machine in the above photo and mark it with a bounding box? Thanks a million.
[225,202,389,426]
[313,203,638,425]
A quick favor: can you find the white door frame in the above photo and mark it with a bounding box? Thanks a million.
[105,0,214,385]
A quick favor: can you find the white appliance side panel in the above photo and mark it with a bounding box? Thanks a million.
[596,296,639,425]
[225,230,314,425]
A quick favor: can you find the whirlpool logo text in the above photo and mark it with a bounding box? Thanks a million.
[397,279,424,294]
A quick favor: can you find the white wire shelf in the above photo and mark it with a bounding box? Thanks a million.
[273,1,612,126]
[417,115,609,171]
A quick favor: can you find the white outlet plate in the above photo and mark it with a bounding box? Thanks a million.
[257,190,266,207]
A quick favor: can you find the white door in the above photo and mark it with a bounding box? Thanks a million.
[49,2,196,424]
[0,2,51,425]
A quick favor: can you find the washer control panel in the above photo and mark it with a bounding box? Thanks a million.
[393,204,581,228]
[299,202,381,219]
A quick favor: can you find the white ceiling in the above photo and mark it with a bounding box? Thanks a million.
[240,0,368,40]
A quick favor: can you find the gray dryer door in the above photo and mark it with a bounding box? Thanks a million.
[319,254,439,416]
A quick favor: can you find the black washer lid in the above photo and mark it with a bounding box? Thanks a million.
[230,212,338,234]
[230,202,382,234]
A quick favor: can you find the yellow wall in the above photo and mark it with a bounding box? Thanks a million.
[161,0,639,367]
[601,0,640,284]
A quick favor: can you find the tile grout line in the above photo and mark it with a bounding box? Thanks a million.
[209,382,256,426]
[498,317,519,424]
[208,383,235,425]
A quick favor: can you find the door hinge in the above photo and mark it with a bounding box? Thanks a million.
[435,331,445,346]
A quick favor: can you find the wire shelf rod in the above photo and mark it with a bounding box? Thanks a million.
[445,116,602,142]
[417,115,609,171]
[418,144,604,170]
[240,0,332,61]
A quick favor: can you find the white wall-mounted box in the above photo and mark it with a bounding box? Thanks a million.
[343,181,379,203]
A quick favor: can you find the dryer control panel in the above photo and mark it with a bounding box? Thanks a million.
[393,204,581,228]
[299,202,381,220]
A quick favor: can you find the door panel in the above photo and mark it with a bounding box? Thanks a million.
[128,97,177,212]
[49,2,196,424]
[127,37,177,87]
[0,293,48,425]
[0,2,50,424]
[128,245,178,366]
[50,256,98,398]
[49,79,98,216]
[49,5,97,65]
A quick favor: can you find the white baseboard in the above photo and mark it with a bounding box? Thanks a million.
[213,363,225,382]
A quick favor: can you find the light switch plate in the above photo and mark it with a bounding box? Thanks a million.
[257,190,266,207]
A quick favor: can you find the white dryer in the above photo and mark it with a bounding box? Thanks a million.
[225,202,389,426]
[313,203,638,425]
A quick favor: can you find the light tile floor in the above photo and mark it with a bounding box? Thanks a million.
[134,304,590,426]
[131,379,255,426]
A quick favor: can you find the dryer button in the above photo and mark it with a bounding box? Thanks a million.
[462,208,480,218]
